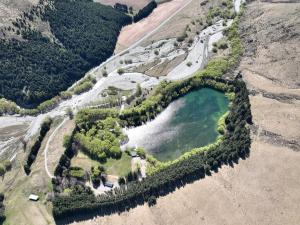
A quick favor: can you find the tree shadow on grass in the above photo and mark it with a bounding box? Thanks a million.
[55,151,251,225]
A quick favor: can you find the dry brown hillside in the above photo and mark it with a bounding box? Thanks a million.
[0,0,54,40]
[94,0,152,10]
[0,0,38,38]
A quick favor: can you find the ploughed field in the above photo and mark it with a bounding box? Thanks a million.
[123,88,229,161]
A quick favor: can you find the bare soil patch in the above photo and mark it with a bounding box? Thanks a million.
[115,0,189,51]
[94,0,151,10]
[141,0,222,46]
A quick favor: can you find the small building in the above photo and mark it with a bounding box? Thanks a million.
[104,182,114,188]
[29,194,39,201]
[130,151,137,157]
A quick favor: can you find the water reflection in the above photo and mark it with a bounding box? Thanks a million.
[122,88,229,161]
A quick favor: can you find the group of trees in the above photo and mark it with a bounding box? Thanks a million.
[43,0,131,66]
[0,0,131,108]
[114,3,129,14]
[91,165,106,187]
[52,75,252,221]
[0,98,19,116]
[69,75,97,95]
[24,117,52,174]
[0,194,5,224]
[73,117,125,162]
[54,128,76,178]
[0,161,12,178]
[68,167,87,180]
[0,32,87,108]
[205,0,236,26]
[133,1,157,23]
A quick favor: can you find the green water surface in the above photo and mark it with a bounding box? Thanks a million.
[150,88,229,161]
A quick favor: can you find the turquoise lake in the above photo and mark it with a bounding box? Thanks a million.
[123,88,229,162]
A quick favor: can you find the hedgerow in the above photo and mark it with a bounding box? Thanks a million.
[24,117,53,174]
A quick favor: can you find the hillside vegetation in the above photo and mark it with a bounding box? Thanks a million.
[0,0,131,108]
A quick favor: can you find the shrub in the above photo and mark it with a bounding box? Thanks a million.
[102,70,108,77]
[118,177,126,185]
[63,135,72,149]
[186,61,192,67]
[73,81,93,95]
[69,167,86,180]
[0,98,20,115]
[66,107,73,119]
[136,147,146,159]
[218,41,228,49]
[117,68,125,75]
[60,91,72,100]
[148,195,157,206]
[0,165,5,177]
[124,59,133,64]
[3,160,12,171]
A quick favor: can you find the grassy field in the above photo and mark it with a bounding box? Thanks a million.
[103,153,132,177]
[0,121,58,225]
[72,151,132,177]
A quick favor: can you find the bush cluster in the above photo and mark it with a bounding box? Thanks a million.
[0,193,5,224]
[73,117,125,162]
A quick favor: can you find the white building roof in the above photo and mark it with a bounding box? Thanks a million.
[29,194,39,201]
